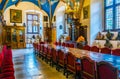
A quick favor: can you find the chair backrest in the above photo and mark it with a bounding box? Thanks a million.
[58,42,61,46]
[40,42,44,44]
[41,45,44,52]
[91,46,99,52]
[58,50,65,65]
[47,47,52,56]
[112,49,120,56]
[52,48,57,62]
[65,43,69,47]
[62,42,65,46]
[54,42,58,45]
[38,44,41,52]
[66,53,76,70]
[36,44,39,51]
[97,61,119,79]
[81,56,96,79]
[44,46,48,54]
[83,45,91,51]
[100,47,111,54]
[69,43,75,48]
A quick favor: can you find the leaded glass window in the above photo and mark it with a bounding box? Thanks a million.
[105,0,120,30]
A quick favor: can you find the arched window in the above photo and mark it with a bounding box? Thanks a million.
[27,14,39,34]
[105,0,120,30]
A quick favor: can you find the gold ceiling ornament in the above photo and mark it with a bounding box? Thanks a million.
[65,0,84,21]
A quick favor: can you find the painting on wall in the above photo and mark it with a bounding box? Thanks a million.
[43,16,48,22]
[10,9,22,23]
[83,5,89,19]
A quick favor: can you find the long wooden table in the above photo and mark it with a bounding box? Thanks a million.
[42,44,120,70]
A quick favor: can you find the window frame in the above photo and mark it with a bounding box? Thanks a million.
[27,14,39,34]
[104,0,120,31]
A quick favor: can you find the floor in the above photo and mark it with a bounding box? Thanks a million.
[12,48,75,79]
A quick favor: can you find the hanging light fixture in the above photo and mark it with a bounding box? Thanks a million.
[65,0,83,20]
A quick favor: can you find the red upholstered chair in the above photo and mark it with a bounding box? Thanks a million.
[40,42,44,44]
[69,43,75,48]
[0,72,15,79]
[83,45,91,51]
[57,50,66,75]
[38,44,41,57]
[66,53,81,78]
[91,46,99,52]
[97,61,119,79]
[54,42,58,45]
[112,49,120,56]
[42,46,48,61]
[40,45,45,60]
[65,43,69,47]
[62,42,65,47]
[51,48,58,69]
[0,51,4,67]
[100,47,111,54]
[81,56,96,79]
[1,66,14,73]
[46,47,52,65]
[58,42,61,46]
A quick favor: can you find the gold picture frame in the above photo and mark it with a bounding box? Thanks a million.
[83,5,89,19]
[10,9,22,23]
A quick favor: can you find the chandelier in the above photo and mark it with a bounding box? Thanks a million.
[65,1,80,19]
[65,0,84,23]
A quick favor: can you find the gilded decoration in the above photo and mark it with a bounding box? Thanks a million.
[10,9,22,23]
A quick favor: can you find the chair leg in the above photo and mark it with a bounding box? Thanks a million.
[50,58,52,66]
[63,67,66,75]
[66,70,68,78]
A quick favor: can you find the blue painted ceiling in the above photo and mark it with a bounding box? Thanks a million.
[0,0,80,18]
[0,0,59,18]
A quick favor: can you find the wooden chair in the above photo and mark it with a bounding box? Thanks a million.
[43,46,48,62]
[57,50,66,75]
[46,47,52,65]
[54,42,58,45]
[40,42,45,44]
[97,61,119,79]
[65,43,69,47]
[91,46,99,52]
[69,43,75,48]
[100,47,111,54]
[62,42,65,46]
[40,45,45,60]
[66,53,81,78]
[112,49,120,56]
[51,48,58,69]
[83,45,91,51]
[58,42,61,46]
[81,56,96,79]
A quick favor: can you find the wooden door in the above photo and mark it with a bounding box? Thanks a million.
[52,28,56,43]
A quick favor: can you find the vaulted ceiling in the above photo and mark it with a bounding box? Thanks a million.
[0,0,80,17]
[0,0,61,17]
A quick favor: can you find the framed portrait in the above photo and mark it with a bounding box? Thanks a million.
[83,5,89,19]
[10,9,22,23]
[43,16,48,22]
